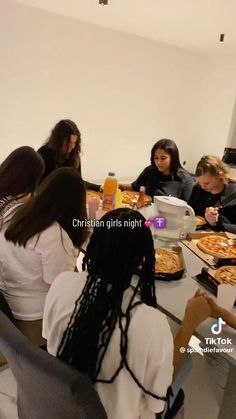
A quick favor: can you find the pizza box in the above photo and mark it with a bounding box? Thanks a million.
[195,267,236,306]
[155,245,185,281]
[182,232,236,268]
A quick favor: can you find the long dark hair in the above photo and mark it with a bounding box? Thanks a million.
[46,119,81,169]
[0,146,44,202]
[151,138,185,178]
[57,209,167,402]
[5,168,87,248]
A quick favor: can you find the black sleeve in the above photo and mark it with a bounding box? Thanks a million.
[84,181,101,192]
[188,184,202,214]
[210,215,236,234]
[37,145,55,179]
[131,167,150,192]
[180,174,195,202]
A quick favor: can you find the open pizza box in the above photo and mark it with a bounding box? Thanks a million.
[155,245,185,281]
[182,232,236,268]
[195,267,236,307]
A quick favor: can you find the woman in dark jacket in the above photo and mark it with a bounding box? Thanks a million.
[188,155,236,233]
[119,139,194,200]
[38,119,100,191]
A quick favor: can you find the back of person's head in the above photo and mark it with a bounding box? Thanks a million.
[0,146,44,200]
[46,119,81,164]
[150,138,183,176]
[5,167,87,248]
[195,155,231,184]
[58,208,157,383]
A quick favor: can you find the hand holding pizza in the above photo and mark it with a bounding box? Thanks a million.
[204,206,219,226]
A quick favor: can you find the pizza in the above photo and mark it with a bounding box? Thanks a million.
[215,266,236,286]
[86,190,101,202]
[155,248,180,273]
[197,235,236,258]
[196,216,206,227]
[121,191,152,206]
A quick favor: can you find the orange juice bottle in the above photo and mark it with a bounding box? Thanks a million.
[102,172,118,211]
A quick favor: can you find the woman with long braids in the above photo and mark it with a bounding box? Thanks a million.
[43,208,210,419]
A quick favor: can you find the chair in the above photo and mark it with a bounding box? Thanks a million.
[0,312,107,419]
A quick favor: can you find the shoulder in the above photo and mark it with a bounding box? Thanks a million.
[178,169,195,181]
[131,302,172,345]
[225,181,236,193]
[48,271,87,300]
[37,145,53,160]
[30,222,75,251]
[138,165,153,176]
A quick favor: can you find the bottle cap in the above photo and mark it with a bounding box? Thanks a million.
[108,172,115,177]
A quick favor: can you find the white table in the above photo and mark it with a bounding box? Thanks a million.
[154,242,236,419]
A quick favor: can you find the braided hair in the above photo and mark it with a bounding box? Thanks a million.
[57,208,167,401]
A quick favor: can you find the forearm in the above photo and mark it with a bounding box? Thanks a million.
[119,183,133,191]
[221,312,236,329]
[84,180,101,192]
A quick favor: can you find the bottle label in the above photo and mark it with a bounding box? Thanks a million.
[102,194,115,211]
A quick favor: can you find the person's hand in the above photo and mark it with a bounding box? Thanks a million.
[184,289,211,330]
[118,183,133,191]
[205,207,219,226]
[204,296,228,319]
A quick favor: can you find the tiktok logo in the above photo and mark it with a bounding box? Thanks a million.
[144,217,166,229]
[210,317,226,335]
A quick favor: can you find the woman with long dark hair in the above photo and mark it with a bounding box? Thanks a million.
[43,208,210,418]
[38,119,100,190]
[0,146,44,216]
[119,139,194,200]
[0,167,87,323]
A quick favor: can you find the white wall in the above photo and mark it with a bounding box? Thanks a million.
[1,0,235,182]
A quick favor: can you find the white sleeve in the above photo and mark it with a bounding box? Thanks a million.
[37,225,78,285]
[143,316,174,414]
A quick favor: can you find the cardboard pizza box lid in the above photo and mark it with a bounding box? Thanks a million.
[195,267,236,306]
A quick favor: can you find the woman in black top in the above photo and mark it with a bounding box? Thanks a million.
[119,139,194,200]
[188,155,236,233]
[38,120,100,191]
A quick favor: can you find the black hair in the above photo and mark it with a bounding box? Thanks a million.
[150,138,185,178]
[5,167,87,248]
[46,119,81,169]
[0,146,44,213]
[57,208,167,402]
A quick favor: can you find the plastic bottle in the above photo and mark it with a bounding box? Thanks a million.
[136,186,146,209]
[115,188,122,209]
[102,172,118,212]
